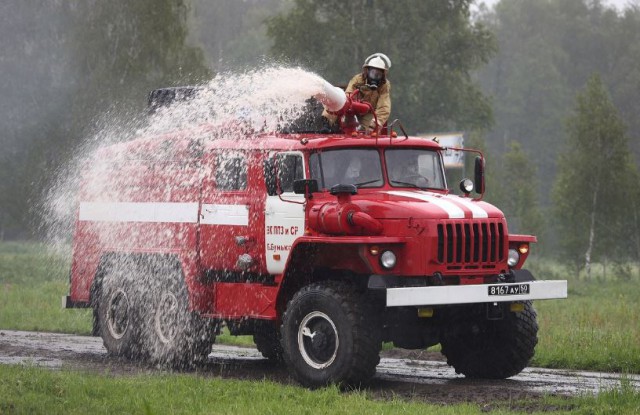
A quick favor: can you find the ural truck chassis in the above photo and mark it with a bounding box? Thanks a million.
[64,81,567,387]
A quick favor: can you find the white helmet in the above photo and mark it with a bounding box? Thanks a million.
[363,53,391,71]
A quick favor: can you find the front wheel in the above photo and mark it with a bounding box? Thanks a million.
[280,282,381,388]
[440,301,538,379]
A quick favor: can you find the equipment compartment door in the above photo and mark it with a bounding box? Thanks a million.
[199,151,258,274]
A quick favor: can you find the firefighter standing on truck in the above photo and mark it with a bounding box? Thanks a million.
[323,53,392,131]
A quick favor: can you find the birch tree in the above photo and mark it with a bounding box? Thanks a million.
[552,74,638,277]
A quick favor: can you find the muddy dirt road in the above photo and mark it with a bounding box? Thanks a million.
[1,330,638,406]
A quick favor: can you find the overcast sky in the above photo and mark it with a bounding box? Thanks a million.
[477,0,638,11]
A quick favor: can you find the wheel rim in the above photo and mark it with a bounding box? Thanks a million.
[297,311,339,369]
[106,289,129,340]
[154,292,180,344]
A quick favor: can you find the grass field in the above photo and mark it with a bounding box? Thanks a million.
[2,242,640,414]
[527,260,640,373]
[1,364,639,415]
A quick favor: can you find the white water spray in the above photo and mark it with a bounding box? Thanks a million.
[39,66,351,367]
[41,66,344,248]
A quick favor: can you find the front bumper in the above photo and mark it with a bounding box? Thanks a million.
[386,280,567,307]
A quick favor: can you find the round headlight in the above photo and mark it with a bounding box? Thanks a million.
[380,250,397,269]
[507,248,520,267]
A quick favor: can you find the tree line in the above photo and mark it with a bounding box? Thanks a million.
[475,0,640,273]
[0,0,638,273]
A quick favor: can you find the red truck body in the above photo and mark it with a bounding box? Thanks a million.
[65,91,566,387]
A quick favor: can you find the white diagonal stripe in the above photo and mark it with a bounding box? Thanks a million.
[442,194,488,219]
[79,202,199,223]
[200,204,249,226]
[387,191,465,219]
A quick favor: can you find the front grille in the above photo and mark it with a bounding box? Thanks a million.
[437,220,505,268]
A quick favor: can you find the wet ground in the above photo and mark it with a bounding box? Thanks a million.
[1,330,638,408]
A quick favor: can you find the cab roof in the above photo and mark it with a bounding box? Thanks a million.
[93,127,445,162]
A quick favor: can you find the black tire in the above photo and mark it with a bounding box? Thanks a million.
[440,301,538,379]
[97,261,145,359]
[253,322,284,362]
[280,281,381,388]
[140,260,215,368]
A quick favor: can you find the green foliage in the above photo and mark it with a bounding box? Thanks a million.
[552,74,640,270]
[476,0,640,216]
[67,0,210,134]
[191,0,286,70]
[0,2,76,239]
[0,1,211,239]
[493,141,544,237]
[266,0,496,133]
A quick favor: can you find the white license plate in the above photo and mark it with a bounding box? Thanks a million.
[488,283,530,296]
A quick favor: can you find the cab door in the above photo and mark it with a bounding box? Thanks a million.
[264,152,306,274]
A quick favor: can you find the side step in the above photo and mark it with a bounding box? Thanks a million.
[61,295,90,309]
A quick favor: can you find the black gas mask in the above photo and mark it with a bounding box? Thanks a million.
[366,67,385,90]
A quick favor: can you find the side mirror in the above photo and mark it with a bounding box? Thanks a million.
[293,179,319,197]
[474,156,485,194]
[264,158,277,196]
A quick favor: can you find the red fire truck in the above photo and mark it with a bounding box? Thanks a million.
[64,83,567,387]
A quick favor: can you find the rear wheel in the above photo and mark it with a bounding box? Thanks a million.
[97,260,144,359]
[254,322,284,362]
[140,261,215,368]
[280,281,381,388]
[440,301,538,378]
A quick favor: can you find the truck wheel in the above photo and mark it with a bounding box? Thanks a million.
[141,262,215,368]
[254,323,284,362]
[280,281,381,388]
[440,301,538,379]
[97,265,144,359]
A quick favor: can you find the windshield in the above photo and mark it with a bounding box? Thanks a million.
[309,148,446,190]
[310,149,383,189]
[386,148,445,189]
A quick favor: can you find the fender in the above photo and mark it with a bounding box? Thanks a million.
[275,236,406,313]
[508,234,537,269]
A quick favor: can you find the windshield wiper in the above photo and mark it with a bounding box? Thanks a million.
[353,179,381,188]
[390,180,419,188]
